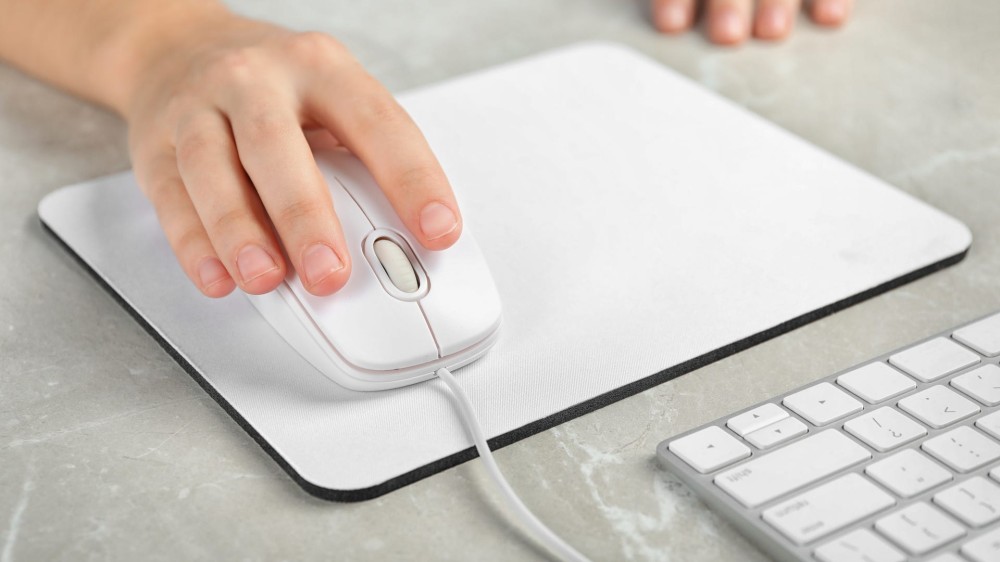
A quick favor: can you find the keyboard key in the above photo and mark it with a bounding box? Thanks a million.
[889,337,980,382]
[762,473,894,545]
[837,362,916,404]
[961,527,1000,562]
[952,364,1000,406]
[668,426,750,474]
[975,410,1000,440]
[865,449,952,498]
[953,312,1000,357]
[744,416,807,449]
[714,430,870,508]
[992,465,1000,483]
[897,386,980,429]
[934,476,1000,527]
[922,426,1000,472]
[843,407,926,452]
[814,528,906,562]
[875,502,965,555]
[727,403,788,436]
[783,383,863,426]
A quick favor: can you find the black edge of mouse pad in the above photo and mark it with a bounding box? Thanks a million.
[41,217,969,502]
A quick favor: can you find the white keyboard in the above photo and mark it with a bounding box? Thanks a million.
[657,311,1000,562]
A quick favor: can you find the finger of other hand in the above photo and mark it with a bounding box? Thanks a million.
[652,0,697,33]
[754,0,801,40]
[809,0,852,26]
[707,0,753,45]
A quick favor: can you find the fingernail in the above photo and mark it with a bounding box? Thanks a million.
[758,5,789,37]
[236,244,278,283]
[197,257,230,289]
[303,243,344,287]
[419,202,459,241]
[658,2,689,31]
[815,0,846,23]
[713,7,745,43]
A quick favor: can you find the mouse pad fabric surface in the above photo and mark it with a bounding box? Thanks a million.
[39,43,971,500]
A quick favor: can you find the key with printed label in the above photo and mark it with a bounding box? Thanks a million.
[783,383,863,426]
[934,476,1000,527]
[762,473,894,545]
[922,426,1000,472]
[814,528,906,562]
[875,502,966,555]
[667,426,750,474]
[951,364,1000,406]
[745,416,808,449]
[865,449,952,498]
[843,407,926,452]
[961,527,1000,562]
[726,403,789,436]
[714,430,870,508]
[897,386,980,428]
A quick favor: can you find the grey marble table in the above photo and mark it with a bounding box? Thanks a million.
[2,1,998,560]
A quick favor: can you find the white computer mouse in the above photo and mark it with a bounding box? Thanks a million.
[245,149,502,391]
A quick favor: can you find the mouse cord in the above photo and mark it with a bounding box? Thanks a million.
[435,367,591,562]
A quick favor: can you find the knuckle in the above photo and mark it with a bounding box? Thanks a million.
[204,48,259,86]
[209,206,252,235]
[240,110,291,142]
[275,198,326,226]
[354,95,406,127]
[174,125,214,163]
[283,31,348,66]
[172,226,207,258]
[395,166,444,195]
[142,175,183,203]
[163,92,200,125]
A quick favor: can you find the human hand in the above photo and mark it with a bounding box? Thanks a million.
[123,14,461,298]
[651,0,852,44]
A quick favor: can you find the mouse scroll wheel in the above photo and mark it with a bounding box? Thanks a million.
[373,239,419,293]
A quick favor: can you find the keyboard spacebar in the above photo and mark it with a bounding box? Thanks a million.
[714,430,871,508]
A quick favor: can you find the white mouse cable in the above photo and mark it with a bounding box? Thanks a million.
[435,367,591,562]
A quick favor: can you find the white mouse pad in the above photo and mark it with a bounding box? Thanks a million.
[39,43,971,501]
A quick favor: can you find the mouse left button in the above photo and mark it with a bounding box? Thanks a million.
[286,173,439,372]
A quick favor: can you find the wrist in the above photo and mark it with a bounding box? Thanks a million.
[90,1,233,116]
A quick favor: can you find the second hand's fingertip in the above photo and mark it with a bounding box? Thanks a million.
[812,0,850,26]
[654,2,692,33]
[755,5,792,40]
[708,7,749,45]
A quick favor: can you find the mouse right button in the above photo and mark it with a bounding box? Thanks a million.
[416,232,502,356]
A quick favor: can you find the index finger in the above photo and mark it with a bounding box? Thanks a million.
[302,54,462,251]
